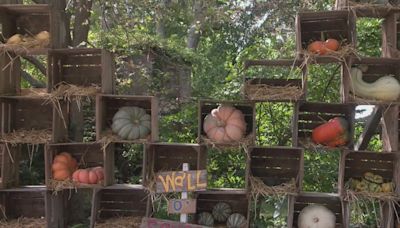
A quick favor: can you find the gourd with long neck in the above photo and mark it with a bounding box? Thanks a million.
[350,67,400,101]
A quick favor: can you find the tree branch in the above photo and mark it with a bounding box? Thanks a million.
[22,71,46,88]
[72,0,93,46]
[23,56,46,75]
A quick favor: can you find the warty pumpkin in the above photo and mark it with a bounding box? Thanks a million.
[112,106,151,140]
[312,117,349,147]
[212,202,232,222]
[203,105,247,143]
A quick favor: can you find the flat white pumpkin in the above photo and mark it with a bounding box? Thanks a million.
[111,106,151,140]
[298,204,336,228]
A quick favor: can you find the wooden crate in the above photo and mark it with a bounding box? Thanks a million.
[47,48,115,94]
[0,52,21,95]
[335,0,400,18]
[342,57,400,104]
[295,10,356,54]
[294,102,356,149]
[193,189,249,227]
[0,144,18,189]
[0,96,66,138]
[0,186,46,221]
[90,184,150,228]
[96,94,159,143]
[248,146,304,192]
[288,192,346,228]
[0,4,52,53]
[143,143,207,183]
[198,100,255,146]
[243,59,306,102]
[45,143,114,188]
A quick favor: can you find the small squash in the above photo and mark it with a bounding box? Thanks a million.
[227,213,247,228]
[6,34,23,45]
[307,41,326,55]
[203,105,247,143]
[212,202,232,222]
[198,212,214,226]
[53,170,71,181]
[312,117,349,147]
[111,106,151,140]
[298,204,336,228]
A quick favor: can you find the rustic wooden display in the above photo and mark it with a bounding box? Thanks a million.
[0,96,66,137]
[47,48,115,94]
[295,10,356,54]
[90,184,150,228]
[0,52,21,95]
[96,94,159,143]
[156,170,207,193]
[342,57,400,104]
[248,146,304,191]
[335,0,400,18]
[198,100,256,146]
[243,59,306,102]
[287,192,346,228]
[0,4,51,54]
[143,143,207,183]
[45,143,114,188]
[193,189,249,227]
[294,102,356,149]
[0,186,47,220]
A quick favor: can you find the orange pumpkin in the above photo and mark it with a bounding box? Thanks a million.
[325,39,340,52]
[52,162,69,172]
[52,152,78,181]
[72,167,105,185]
[92,166,105,180]
[72,169,81,181]
[312,117,349,147]
[307,41,326,55]
[53,170,71,181]
[203,105,247,143]
[78,169,90,184]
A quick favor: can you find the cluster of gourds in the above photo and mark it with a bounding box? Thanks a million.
[203,105,247,143]
[312,117,349,147]
[298,204,336,228]
[51,152,105,185]
[348,172,394,193]
[112,106,152,140]
[307,39,340,55]
[197,202,247,228]
[5,31,50,48]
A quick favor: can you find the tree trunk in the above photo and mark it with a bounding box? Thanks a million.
[155,0,170,39]
[72,0,93,46]
[187,0,206,49]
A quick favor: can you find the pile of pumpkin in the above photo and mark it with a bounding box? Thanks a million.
[203,105,247,143]
[111,106,152,140]
[52,152,105,185]
[307,38,340,55]
[312,117,349,147]
[4,31,50,49]
[197,202,246,228]
[348,172,394,193]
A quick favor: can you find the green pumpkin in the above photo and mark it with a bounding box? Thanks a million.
[111,106,151,140]
[212,202,232,222]
[227,213,247,228]
[198,212,214,226]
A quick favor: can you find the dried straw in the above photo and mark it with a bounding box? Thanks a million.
[0,217,46,228]
[243,83,303,101]
[200,134,255,149]
[349,93,399,105]
[249,176,297,200]
[99,130,149,148]
[0,129,51,145]
[19,89,50,98]
[95,216,143,228]
[298,138,346,153]
[48,179,77,193]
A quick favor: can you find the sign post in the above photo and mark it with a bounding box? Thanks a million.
[181,163,189,223]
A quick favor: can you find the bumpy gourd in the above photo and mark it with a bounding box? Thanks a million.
[298,204,335,228]
[227,213,247,228]
[212,202,232,222]
[203,105,246,143]
[350,67,400,101]
[198,212,214,226]
[111,106,151,140]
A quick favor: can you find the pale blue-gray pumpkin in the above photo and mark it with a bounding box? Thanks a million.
[227,213,247,228]
[212,202,232,222]
[111,106,151,140]
[198,212,214,226]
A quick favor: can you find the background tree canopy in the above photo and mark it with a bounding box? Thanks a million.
[15,0,385,226]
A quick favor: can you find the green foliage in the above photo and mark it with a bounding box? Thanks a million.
[251,196,288,228]
[356,18,383,57]
[19,145,45,185]
[114,144,143,184]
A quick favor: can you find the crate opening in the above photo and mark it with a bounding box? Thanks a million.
[249,195,288,227]
[307,63,342,103]
[115,143,143,185]
[207,147,246,189]
[256,102,294,147]
[302,149,340,193]
[18,144,45,187]
[356,18,383,57]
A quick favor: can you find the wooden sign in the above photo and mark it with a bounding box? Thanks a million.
[168,199,196,214]
[156,170,207,193]
[140,217,210,228]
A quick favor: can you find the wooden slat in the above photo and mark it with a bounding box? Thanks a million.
[62,54,101,66]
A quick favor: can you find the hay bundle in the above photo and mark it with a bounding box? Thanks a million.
[243,83,303,101]
[199,133,255,149]
[95,216,143,228]
[0,129,51,145]
[249,176,297,201]
[0,217,46,228]
[48,179,76,193]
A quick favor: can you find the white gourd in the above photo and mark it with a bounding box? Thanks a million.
[111,106,151,140]
[298,205,336,228]
[350,67,400,101]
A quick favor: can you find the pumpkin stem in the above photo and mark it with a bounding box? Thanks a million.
[216,120,226,127]
[313,217,319,223]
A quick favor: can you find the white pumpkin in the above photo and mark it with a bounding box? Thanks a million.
[111,106,151,140]
[298,204,336,228]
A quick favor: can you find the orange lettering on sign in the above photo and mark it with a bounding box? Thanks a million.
[196,170,206,188]
[187,173,195,191]
[175,172,186,188]
[158,172,175,192]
